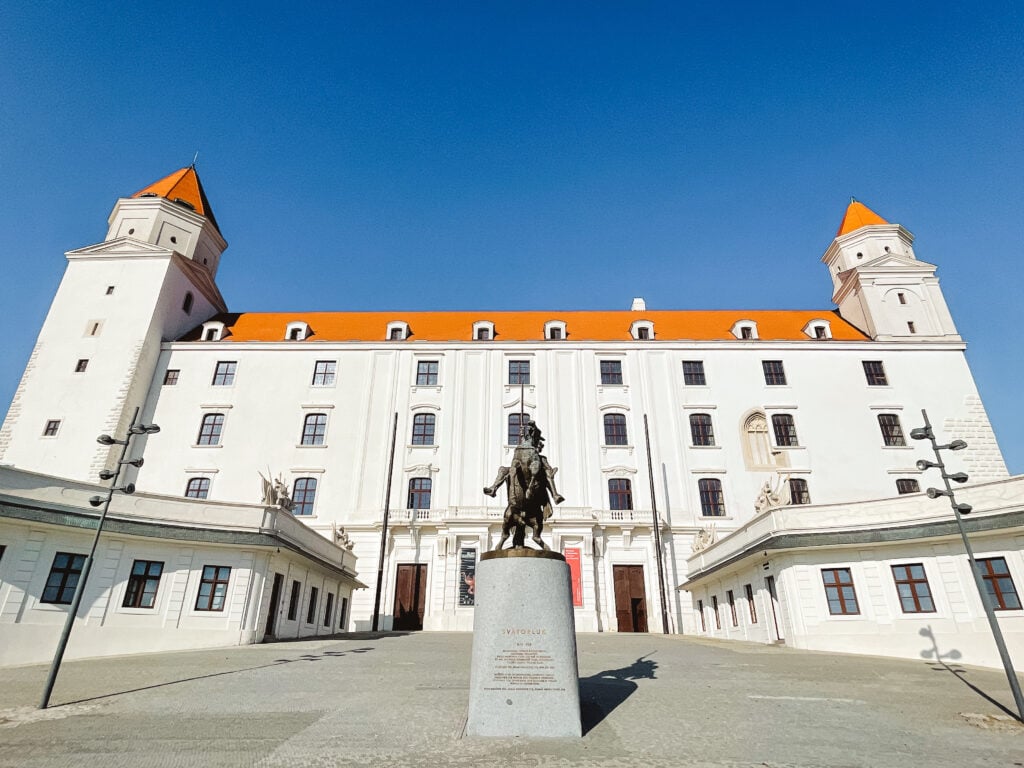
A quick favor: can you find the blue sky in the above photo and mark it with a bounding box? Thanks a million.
[1,2,1022,472]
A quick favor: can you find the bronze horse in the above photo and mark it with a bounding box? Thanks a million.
[484,421,564,551]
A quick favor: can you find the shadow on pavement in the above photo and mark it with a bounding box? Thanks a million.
[918,625,1021,722]
[579,653,658,735]
[57,644,380,707]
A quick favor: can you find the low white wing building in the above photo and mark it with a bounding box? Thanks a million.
[0,167,1019,668]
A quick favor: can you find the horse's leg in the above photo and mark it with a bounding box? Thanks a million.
[495,505,514,550]
[530,514,550,551]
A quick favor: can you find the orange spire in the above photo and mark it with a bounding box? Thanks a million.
[836,198,888,236]
[132,167,219,231]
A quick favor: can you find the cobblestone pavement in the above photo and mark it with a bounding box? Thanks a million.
[0,632,1021,767]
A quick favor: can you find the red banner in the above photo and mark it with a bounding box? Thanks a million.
[564,547,583,606]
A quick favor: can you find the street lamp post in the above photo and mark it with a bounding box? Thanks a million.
[910,408,1024,720]
[39,407,159,709]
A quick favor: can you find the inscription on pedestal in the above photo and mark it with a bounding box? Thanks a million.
[485,628,567,692]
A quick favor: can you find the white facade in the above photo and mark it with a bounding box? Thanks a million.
[0,169,1015,646]
[0,466,361,666]
[682,476,1024,670]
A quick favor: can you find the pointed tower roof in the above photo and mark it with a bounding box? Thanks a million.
[836,199,888,236]
[132,167,219,231]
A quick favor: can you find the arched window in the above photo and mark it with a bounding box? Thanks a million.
[301,413,328,446]
[771,414,799,446]
[689,413,715,446]
[182,292,194,315]
[292,477,318,515]
[508,413,530,445]
[608,479,633,511]
[411,413,435,445]
[184,477,210,499]
[408,477,432,509]
[603,413,628,445]
[789,478,810,505]
[197,413,225,446]
[698,478,725,516]
[743,413,772,468]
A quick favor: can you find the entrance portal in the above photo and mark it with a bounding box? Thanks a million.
[613,565,648,632]
[392,563,427,631]
[264,572,284,639]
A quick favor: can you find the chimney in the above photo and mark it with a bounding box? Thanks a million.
[630,297,646,312]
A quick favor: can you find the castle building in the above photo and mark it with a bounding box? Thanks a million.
[0,168,1020,667]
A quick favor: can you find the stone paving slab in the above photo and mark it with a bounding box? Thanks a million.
[0,632,1020,767]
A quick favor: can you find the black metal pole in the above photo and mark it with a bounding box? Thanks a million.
[371,412,399,631]
[919,409,1024,719]
[39,407,140,709]
[643,414,671,634]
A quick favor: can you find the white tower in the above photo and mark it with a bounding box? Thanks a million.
[822,200,960,341]
[0,167,228,481]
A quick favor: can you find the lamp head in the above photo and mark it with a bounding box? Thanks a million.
[120,457,144,468]
[910,427,932,441]
[916,459,939,471]
[98,469,115,480]
[947,439,968,451]
[955,502,973,515]
[947,471,969,484]
[131,423,161,435]
[117,483,136,495]
[926,487,950,499]
[96,434,116,445]
[88,495,105,507]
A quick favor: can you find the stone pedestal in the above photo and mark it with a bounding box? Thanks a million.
[466,549,582,738]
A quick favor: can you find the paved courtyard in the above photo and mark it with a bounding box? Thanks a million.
[0,632,1020,767]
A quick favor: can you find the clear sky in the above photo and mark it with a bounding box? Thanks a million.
[1,2,1022,472]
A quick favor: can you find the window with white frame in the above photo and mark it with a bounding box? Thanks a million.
[630,320,654,340]
[386,321,409,340]
[803,319,832,339]
[311,360,336,386]
[286,321,310,341]
[473,320,494,340]
[544,320,567,340]
[731,320,758,340]
[201,321,225,341]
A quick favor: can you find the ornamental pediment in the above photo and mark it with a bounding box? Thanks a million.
[66,237,174,258]
[856,253,936,271]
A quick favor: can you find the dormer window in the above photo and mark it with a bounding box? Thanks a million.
[387,321,409,341]
[286,321,310,341]
[803,319,832,340]
[544,320,567,340]
[630,320,654,340]
[473,320,494,341]
[182,292,194,315]
[731,320,758,340]
[201,321,225,341]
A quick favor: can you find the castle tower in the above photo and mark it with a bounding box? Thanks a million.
[822,200,960,341]
[0,167,228,481]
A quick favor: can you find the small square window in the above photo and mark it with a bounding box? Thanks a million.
[789,478,811,504]
[682,361,706,386]
[74,359,89,373]
[509,360,530,386]
[600,360,623,385]
[822,568,859,615]
[195,565,231,611]
[740,326,753,340]
[762,360,787,386]
[416,361,439,386]
[891,563,935,613]
[389,327,404,341]
[978,557,1022,610]
[814,326,827,339]
[43,419,61,437]
[42,552,87,604]
[637,326,651,340]
[212,361,236,386]
[476,327,491,340]
[105,286,115,295]
[123,560,164,609]
[896,478,920,495]
[163,369,180,386]
[548,326,563,340]
[185,477,211,499]
[862,361,888,386]
[312,361,336,386]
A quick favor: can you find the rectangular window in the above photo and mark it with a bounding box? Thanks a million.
[822,568,860,615]
[389,327,404,340]
[745,583,757,623]
[292,478,318,516]
[197,413,225,446]
[636,326,651,340]
[608,478,633,511]
[891,563,935,613]
[123,560,164,609]
[862,361,888,386]
[789,478,811,505]
[727,590,738,626]
[408,477,432,510]
[288,580,302,621]
[42,419,61,437]
[476,326,490,340]
[105,285,115,295]
[324,593,335,627]
[211,361,237,386]
[163,369,180,385]
[509,360,531,386]
[712,595,721,629]
[762,360,787,386]
[603,413,628,445]
[978,557,1022,610]
[74,359,89,373]
[41,552,86,604]
[907,321,916,334]
[306,586,319,624]
[508,413,529,445]
[697,599,706,631]
[411,413,436,445]
[698,478,725,516]
[600,360,623,385]
[740,326,753,339]
[195,565,231,611]
[301,413,328,446]
[689,413,715,446]
[682,360,706,386]
[771,414,799,446]
[896,478,920,495]
[878,414,906,446]
[185,477,211,499]
[339,596,349,630]
[312,360,336,386]
[416,361,439,386]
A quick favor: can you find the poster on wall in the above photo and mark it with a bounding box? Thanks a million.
[458,548,477,606]
[564,547,583,606]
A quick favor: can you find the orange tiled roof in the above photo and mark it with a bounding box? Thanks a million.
[183,310,869,342]
[836,199,888,236]
[133,167,219,231]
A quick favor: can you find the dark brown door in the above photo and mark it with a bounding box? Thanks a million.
[765,575,784,642]
[613,565,648,633]
[264,573,284,638]
[392,564,427,631]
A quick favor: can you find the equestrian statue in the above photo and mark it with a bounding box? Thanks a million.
[483,420,565,551]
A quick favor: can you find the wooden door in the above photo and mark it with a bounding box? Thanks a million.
[765,575,784,642]
[392,564,427,631]
[613,565,648,633]
[264,572,284,639]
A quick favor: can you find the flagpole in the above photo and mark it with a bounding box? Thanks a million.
[371,412,399,631]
